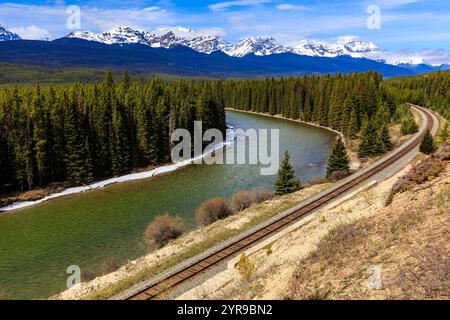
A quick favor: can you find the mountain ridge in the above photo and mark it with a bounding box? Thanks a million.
[1,24,446,72]
[0,37,417,78]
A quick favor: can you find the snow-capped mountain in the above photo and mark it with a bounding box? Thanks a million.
[0,25,21,41]
[65,26,380,59]
[224,36,289,57]
[67,26,233,54]
[65,26,446,68]
[292,36,378,58]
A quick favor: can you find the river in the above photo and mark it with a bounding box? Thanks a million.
[0,110,335,299]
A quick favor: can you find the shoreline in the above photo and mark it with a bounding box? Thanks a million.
[0,129,236,213]
[1,111,341,213]
[226,108,344,142]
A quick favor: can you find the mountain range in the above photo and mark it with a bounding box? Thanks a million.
[0,25,448,78]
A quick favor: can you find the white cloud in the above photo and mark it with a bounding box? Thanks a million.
[374,0,420,8]
[209,0,271,12]
[10,25,51,40]
[276,4,307,11]
[371,49,450,66]
[196,27,227,37]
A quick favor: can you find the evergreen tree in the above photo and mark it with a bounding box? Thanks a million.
[326,137,350,178]
[358,119,384,158]
[420,130,436,155]
[380,125,394,152]
[400,115,419,135]
[275,151,301,196]
[347,107,359,139]
[63,94,93,184]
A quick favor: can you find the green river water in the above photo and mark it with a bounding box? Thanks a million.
[0,110,335,299]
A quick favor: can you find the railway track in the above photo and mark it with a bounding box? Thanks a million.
[126,105,435,300]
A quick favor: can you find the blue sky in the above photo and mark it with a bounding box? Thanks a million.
[1,0,449,62]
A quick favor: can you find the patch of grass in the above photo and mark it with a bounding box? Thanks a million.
[310,222,368,263]
[390,209,423,235]
[394,246,450,299]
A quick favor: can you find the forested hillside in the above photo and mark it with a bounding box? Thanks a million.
[220,72,396,158]
[385,71,450,120]
[0,71,423,194]
[0,72,226,191]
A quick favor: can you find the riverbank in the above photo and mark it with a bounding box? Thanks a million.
[228,108,367,171]
[0,129,236,213]
[54,181,332,300]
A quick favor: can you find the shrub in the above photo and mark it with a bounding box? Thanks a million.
[144,214,184,248]
[436,140,450,161]
[231,190,255,213]
[235,253,255,281]
[400,115,419,135]
[196,197,233,226]
[386,155,447,206]
[252,187,274,203]
[329,170,351,181]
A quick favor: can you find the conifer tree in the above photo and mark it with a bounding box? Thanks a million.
[347,108,359,139]
[380,125,394,152]
[63,94,93,184]
[275,151,301,196]
[420,130,436,155]
[400,115,419,135]
[358,119,384,158]
[326,137,350,178]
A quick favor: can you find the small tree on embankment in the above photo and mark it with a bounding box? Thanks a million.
[275,151,301,196]
[420,130,436,155]
[326,137,350,180]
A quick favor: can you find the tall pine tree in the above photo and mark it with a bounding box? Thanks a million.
[275,151,301,196]
[326,137,350,178]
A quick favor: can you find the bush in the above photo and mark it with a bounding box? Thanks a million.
[400,115,419,135]
[144,214,184,248]
[235,253,255,281]
[329,170,351,181]
[436,140,450,161]
[252,187,274,203]
[386,155,447,205]
[196,197,233,226]
[230,190,255,212]
[230,187,275,213]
